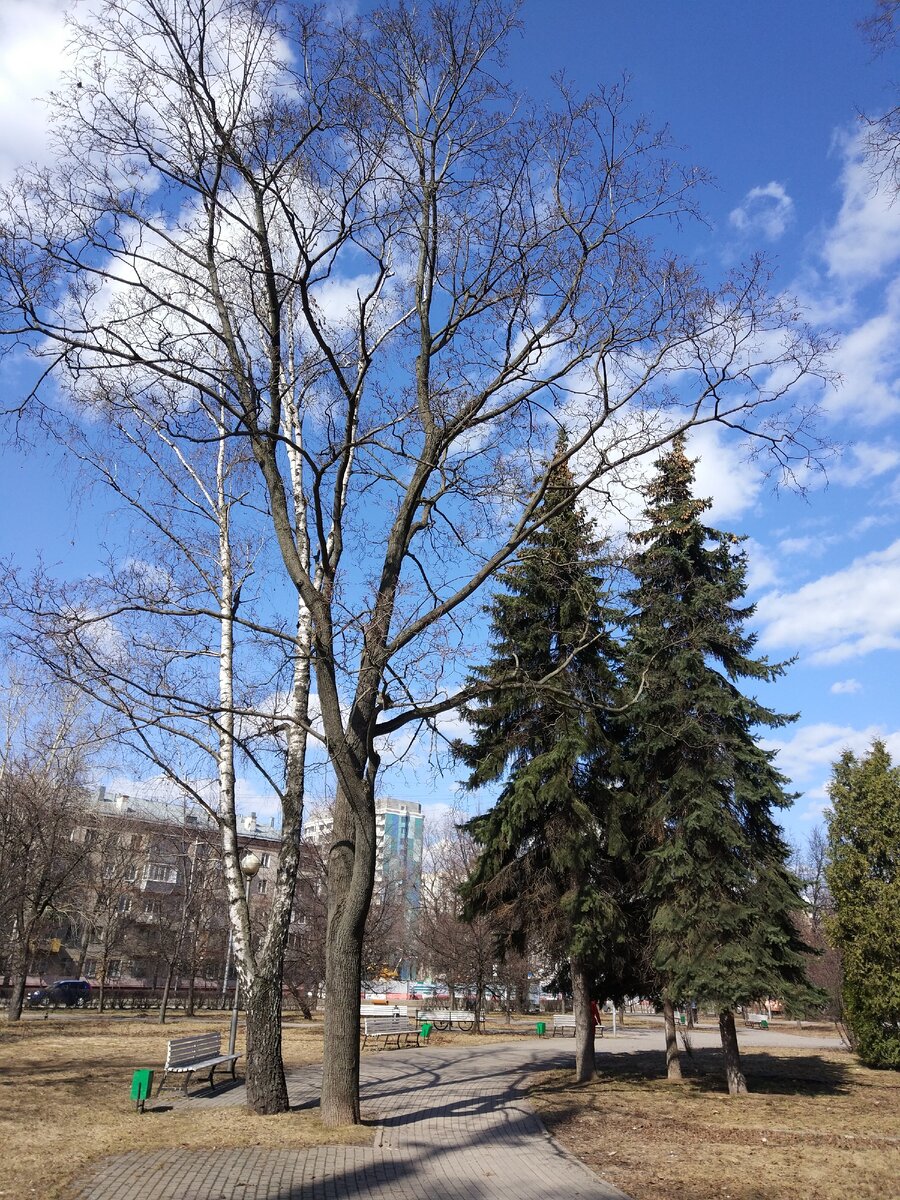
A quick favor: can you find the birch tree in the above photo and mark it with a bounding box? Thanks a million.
[6,394,314,1111]
[0,0,827,1121]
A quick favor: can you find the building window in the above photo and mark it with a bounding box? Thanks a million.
[124,862,137,882]
[145,863,177,884]
[256,878,268,895]
[260,853,271,868]
[144,899,162,916]
[83,958,97,978]
[116,896,132,914]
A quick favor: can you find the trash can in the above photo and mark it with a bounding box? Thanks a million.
[421,1022,433,1040]
[130,1069,154,1113]
[535,1021,547,1037]
[760,1018,769,1030]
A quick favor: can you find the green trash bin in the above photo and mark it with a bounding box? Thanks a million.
[421,1022,433,1040]
[130,1068,154,1113]
[535,1020,547,1037]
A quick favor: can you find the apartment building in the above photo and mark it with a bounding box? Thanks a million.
[304,797,424,892]
[43,790,290,994]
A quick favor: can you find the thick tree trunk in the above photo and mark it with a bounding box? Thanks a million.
[474,976,486,1034]
[321,784,376,1126]
[719,1009,748,1095]
[571,956,596,1083]
[245,973,288,1113]
[517,978,528,1013]
[6,927,31,1022]
[74,923,91,976]
[322,911,364,1124]
[663,998,682,1081]
[7,971,26,1022]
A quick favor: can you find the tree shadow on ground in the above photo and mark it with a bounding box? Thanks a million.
[532,1047,853,1098]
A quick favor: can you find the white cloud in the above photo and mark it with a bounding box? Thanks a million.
[830,678,862,694]
[235,688,325,743]
[788,133,900,427]
[824,278,900,423]
[823,131,900,284]
[776,535,831,558]
[729,182,795,241]
[744,538,780,592]
[765,721,900,823]
[831,440,900,486]
[0,0,71,184]
[571,421,766,541]
[756,538,900,663]
[688,424,766,522]
[765,721,900,785]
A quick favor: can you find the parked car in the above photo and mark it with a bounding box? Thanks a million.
[27,979,91,1008]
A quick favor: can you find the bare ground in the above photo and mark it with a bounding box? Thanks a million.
[0,1012,370,1200]
[531,1044,900,1200]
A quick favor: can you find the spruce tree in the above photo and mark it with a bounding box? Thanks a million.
[625,435,816,1094]
[456,447,626,1082]
[825,741,900,1068]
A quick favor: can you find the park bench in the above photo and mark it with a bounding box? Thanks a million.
[360,1003,408,1018]
[550,1013,603,1036]
[361,1014,421,1050]
[157,1031,240,1095]
[552,1014,576,1036]
[744,1012,770,1029]
[415,1008,483,1031]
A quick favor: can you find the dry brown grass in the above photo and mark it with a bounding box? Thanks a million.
[0,1012,370,1200]
[531,1045,900,1200]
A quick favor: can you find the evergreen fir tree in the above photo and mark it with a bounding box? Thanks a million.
[456,443,627,1082]
[625,435,816,1095]
[826,741,900,1068]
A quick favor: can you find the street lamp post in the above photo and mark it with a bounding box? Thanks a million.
[228,850,261,1057]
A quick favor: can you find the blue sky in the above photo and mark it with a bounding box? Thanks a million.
[2,0,900,846]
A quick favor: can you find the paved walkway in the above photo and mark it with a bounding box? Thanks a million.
[74,1025,841,1200]
[76,1039,631,1200]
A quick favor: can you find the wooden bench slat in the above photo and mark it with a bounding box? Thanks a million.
[158,1030,241,1096]
[415,1009,482,1029]
[166,1036,224,1067]
[361,1015,421,1051]
[744,1013,769,1028]
[360,1004,408,1017]
[548,1014,602,1037]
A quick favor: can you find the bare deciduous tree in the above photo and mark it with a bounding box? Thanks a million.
[72,818,141,1012]
[417,811,497,1029]
[793,827,847,1037]
[859,2,900,183]
[0,0,827,1120]
[0,674,98,1020]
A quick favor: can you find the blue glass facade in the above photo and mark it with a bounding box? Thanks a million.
[381,806,424,909]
